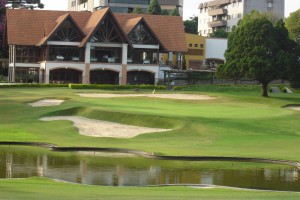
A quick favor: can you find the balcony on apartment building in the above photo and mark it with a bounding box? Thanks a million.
[208,8,228,16]
[208,0,230,7]
[208,20,227,28]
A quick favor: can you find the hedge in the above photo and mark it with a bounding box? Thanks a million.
[68,84,166,90]
[0,83,68,88]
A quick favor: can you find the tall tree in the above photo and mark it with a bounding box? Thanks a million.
[170,7,180,16]
[183,16,198,34]
[133,6,143,14]
[147,0,161,15]
[285,9,300,44]
[0,0,6,58]
[6,0,44,9]
[210,28,228,38]
[217,11,297,97]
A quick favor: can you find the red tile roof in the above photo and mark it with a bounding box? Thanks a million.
[6,8,187,52]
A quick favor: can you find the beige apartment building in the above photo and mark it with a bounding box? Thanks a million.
[68,0,183,16]
[198,0,285,36]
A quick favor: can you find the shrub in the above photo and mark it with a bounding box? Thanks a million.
[0,83,68,88]
[68,84,166,90]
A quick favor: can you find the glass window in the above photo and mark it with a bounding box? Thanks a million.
[267,2,273,8]
[200,44,204,48]
[189,44,192,47]
[109,0,149,4]
[194,44,198,48]
[50,20,84,42]
[128,49,158,64]
[48,45,83,62]
[15,67,39,83]
[128,23,157,45]
[16,46,40,63]
[90,47,121,63]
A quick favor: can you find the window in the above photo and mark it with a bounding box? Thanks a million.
[267,2,273,8]
[16,46,40,63]
[128,22,157,45]
[50,20,84,42]
[188,49,203,56]
[227,27,231,31]
[200,44,204,48]
[194,44,198,48]
[189,44,192,47]
[238,13,242,18]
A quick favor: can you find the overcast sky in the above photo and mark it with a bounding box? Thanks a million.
[41,0,300,20]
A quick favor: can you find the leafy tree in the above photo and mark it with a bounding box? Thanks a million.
[6,0,44,9]
[170,7,180,16]
[183,16,198,34]
[147,0,161,15]
[285,9,300,44]
[133,6,143,14]
[0,0,6,58]
[210,28,228,38]
[217,11,298,97]
[160,9,169,16]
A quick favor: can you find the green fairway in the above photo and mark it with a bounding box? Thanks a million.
[1,86,300,198]
[0,177,300,200]
[0,86,300,161]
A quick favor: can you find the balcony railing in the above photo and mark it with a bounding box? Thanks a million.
[208,8,227,16]
[208,20,227,28]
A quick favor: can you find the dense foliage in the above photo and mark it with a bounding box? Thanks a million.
[285,9,300,44]
[184,16,198,34]
[217,11,300,96]
[147,0,161,15]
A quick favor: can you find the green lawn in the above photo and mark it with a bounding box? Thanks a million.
[1,86,300,161]
[1,85,300,198]
[1,177,300,200]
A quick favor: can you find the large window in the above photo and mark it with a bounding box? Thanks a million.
[15,67,39,83]
[16,46,40,63]
[50,20,84,42]
[90,16,123,43]
[128,23,157,45]
[48,46,83,62]
[90,47,121,63]
[128,49,158,64]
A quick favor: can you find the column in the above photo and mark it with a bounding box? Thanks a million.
[168,52,173,66]
[121,43,128,85]
[84,42,91,84]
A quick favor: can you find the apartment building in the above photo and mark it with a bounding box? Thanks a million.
[68,0,183,16]
[198,0,285,36]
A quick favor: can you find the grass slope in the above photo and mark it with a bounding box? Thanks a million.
[1,178,300,200]
[0,86,300,162]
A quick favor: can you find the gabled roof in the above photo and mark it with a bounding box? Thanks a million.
[6,8,187,52]
[6,9,91,46]
[79,7,130,47]
[38,13,85,46]
[124,17,166,51]
[115,13,187,53]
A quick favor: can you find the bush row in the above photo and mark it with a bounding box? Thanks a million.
[173,84,261,91]
[68,84,166,90]
[0,83,68,88]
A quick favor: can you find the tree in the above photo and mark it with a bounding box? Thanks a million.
[0,0,6,58]
[6,0,44,9]
[133,7,143,14]
[147,0,161,15]
[210,28,228,38]
[183,16,198,34]
[170,7,180,16]
[217,11,297,97]
[285,9,300,44]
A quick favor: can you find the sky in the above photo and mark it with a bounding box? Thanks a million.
[41,0,300,20]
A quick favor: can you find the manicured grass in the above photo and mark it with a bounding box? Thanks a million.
[1,86,300,198]
[1,178,300,200]
[0,87,300,162]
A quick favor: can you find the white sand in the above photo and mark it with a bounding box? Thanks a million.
[29,99,65,107]
[40,116,171,138]
[78,93,215,100]
[286,106,300,111]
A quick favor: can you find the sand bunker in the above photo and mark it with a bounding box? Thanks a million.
[78,93,215,100]
[29,99,65,107]
[40,116,171,138]
[286,106,300,111]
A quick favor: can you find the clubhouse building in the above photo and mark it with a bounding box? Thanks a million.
[5,8,187,84]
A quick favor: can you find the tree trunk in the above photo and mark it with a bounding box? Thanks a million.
[261,82,269,97]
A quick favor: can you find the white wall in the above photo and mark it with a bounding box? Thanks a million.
[205,38,228,60]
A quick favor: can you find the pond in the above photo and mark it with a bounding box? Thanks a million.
[0,146,299,191]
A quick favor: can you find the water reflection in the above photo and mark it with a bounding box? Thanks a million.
[0,146,299,191]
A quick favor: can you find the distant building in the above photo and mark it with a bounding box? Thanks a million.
[198,0,285,36]
[184,34,205,70]
[68,0,183,16]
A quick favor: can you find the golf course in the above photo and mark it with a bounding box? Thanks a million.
[1,84,300,199]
